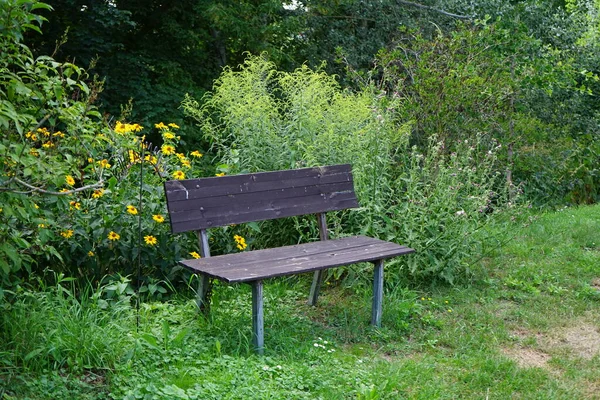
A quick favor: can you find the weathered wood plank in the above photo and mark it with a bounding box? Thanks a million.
[179,236,414,283]
[165,165,358,232]
[170,196,359,233]
[167,182,354,212]
[164,165,353,201]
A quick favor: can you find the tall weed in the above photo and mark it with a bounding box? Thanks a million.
[182,55,516,284]
[0,273,133,375]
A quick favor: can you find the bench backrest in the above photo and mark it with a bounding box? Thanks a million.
[164,164,359,233]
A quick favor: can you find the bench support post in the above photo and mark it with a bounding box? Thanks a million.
[196,229,212,314]
[308,271,323,306]
[251,280,265,355]
[371,259,384,327]
[308,213,329,306]
[196,273,211,313]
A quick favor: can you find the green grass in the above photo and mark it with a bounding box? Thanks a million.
[2,204,599,399]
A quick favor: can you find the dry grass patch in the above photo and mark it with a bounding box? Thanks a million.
[501,346,551,369]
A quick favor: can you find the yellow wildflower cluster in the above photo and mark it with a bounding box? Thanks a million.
[60,230,74,239]
[172,170,185,180]
[126,205,138,215]
[234,235,247,251]
[144,235,158,246]
[161,144,175,155]
[108,231,120,241]
[189,251,201,259]
[97,159,111,169]
[114,121,143,135]
[92,189,104,199]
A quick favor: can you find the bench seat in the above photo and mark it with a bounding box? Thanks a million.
[180,235,414,283]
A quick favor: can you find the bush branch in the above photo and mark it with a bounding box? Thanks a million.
[397,0,472,20]
[10,177,104,195]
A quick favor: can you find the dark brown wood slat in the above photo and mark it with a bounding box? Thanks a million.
[187,241,411,278]
[191,235,378,266]
[171,196,359,232]
[166,164,351,191]
[169,189,356,225]
[179,236,415,283]
[166,171,353,202]
[167,181,355,212]
[165,165,353,202]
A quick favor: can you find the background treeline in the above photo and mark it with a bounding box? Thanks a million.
[26,0,600,204]
[1,0,599,290]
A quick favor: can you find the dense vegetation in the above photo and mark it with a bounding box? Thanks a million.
[1,0,599,398]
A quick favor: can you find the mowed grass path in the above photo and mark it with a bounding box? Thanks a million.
[7,205,600,399]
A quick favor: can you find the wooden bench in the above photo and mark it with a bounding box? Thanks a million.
[164,164,414,353]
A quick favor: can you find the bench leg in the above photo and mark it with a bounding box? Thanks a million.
[371,259,384,327]
[251,280,265,355]
[196,273,212,314]
[308,270,323,306]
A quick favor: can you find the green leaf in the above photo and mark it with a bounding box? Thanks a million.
[247,221,261,233]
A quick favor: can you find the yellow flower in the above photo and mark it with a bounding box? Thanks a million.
[155,122,167,130]
[144,154,158,164]
[33,203,39,209]
[114,121,127,134]
[38,223,46,228]
[29,148,40,157]
[152,214,165,223]
[144,235,158,246]
[115,121,143,134]
[37,127,50,137]
[69,201,81,210]
[126,205,138,215]
[190,150,203,158]
[88,250,95,257]
[42,141,54,148]
[172,170,185,180]
[162,145,175,155]
[189,251,201,259]
[60,230,74,239]
[98,159,111,169]
[163,132,175,140]
[181,159,191,168]
[131,123,143,132]
[53,131,65,138]
[108,231,120,241]
[175,152,186,160]
[92,189,104,199]
[128,150,141,164]
[65,175,75,186]
[233,234,247,250]
[215,172,225,177]
[168,123,180,129]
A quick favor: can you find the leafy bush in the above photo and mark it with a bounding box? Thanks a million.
[0,1,227,293]
[182,55,515,284]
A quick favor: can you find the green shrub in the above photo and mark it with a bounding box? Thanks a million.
[0,1,225,292]
[182,55,515,284]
